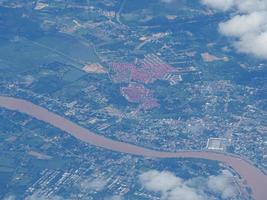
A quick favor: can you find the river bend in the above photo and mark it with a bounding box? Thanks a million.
[0,96,266,200]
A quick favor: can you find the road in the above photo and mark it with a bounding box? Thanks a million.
[0,96,266,200]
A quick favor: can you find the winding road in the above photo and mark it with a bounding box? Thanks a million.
[0,96,266,200]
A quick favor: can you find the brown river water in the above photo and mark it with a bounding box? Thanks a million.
[0,96,266,200]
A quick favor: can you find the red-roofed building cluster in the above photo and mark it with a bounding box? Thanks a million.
[109,54,179,110]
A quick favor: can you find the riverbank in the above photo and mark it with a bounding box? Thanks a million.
[0,96,266,200]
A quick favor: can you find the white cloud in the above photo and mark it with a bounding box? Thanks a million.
[201,0,234,11]
[167,186,205,200]
[219,12,267,37]
[202,0,267,12]
[3,195,16,200]
[139,170,238,200]
[207,170,238,199]
[25,192,64,200]
[139,170,205,200]
[106,195,124,200]
[161,0,175,3]
[139,170,182,192]
[235,31,267,58]
[235,0,267,13]
[202,0,267,59]
[80,177,107,191]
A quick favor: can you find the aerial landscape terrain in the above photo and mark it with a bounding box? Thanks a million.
[0,0,266,200]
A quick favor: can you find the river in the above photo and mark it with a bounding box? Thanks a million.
[0,96,266,200]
